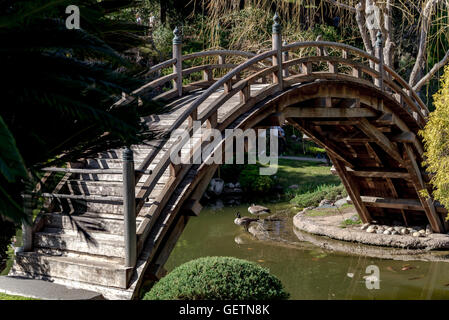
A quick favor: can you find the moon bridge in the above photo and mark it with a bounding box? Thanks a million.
[10,25,446,299]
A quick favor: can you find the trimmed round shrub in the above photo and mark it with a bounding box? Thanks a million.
[144,256,289,300]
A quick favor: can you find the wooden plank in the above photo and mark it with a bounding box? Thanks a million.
[361,196,447,214]
[330,166,411,179]
[330,157,373,223]
[183,199,203,216]
[392,131,416,143]
[311,120,359,126]
[375,113,394,126]
[350,169,409,179]
[42,167,150,175]
[150,214,190,273]
[356,118,403,164]
[365,142,382,167]
[283,107,377,118]
[403,144,444,232]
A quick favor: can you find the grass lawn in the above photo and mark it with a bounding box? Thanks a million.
[0,292,38,300]
[275,159,341,191]
[273,159,348,208]
[304,204,354,217]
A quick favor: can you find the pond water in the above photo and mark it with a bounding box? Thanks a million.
[165,202,449,299]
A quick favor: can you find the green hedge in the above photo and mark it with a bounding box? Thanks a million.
[144,256,289,300]
[239,164,274,193]
[290,184,347,208]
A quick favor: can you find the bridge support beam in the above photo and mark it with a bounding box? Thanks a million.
[123,147,137,268]
[403,144,444,233]
[330,157,373,224]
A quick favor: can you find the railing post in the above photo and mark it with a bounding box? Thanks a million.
[375,31,384,91]
[282,40,289,78]
[172,26,183,97]
[123,147,136,268]
[272,13,283,90]
[21,193,33,252]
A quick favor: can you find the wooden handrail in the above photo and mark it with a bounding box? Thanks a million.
[182,49,257,61]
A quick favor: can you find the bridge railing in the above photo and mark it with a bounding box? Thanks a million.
[129,27,272,101]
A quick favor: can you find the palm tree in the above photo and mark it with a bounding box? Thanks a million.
[0,0,164,224]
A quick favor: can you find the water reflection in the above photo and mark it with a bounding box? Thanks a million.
[165,202,449,299]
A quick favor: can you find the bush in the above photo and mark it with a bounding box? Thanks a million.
[239,164,274,193]
[306,146,326,156]
[144,256,289,300]
[152,24,174,59]
[0,218,16,273]
[290,184,347,208]
[219,163,244,183]
[420,65,449,213]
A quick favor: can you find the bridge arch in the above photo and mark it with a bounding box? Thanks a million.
[11,33,448,299]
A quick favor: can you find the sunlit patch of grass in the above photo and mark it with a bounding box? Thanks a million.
[0,292,38,300]
[340,215,362,228]
[304,204,355,217]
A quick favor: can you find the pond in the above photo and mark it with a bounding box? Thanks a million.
[165,202,449,299]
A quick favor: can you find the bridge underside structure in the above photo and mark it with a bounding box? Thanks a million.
[9,28,448,299]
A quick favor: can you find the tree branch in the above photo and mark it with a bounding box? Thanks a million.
[413,49,449,92]
[355,1,374,56]
[409,0,439,87]
[323,0,357,12]
[383,0,395,68]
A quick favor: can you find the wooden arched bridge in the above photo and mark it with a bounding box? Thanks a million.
[10,19,448,299]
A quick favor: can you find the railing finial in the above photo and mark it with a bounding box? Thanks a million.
[123,146,134,161]
[272,12,281,34]
[173,26,182,45]
[375,31,383,48]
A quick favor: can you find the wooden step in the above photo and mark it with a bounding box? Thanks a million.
[11,252,130,289]
[32,247,124,265]
[34,228,126,259]
[66,180,165,197]
[43,212,144,236]
[50,197,157,215]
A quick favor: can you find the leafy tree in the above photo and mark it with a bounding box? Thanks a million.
[420,65,449,212]
[0,0,164,223]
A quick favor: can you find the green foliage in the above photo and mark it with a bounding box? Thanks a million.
[306,146,326,156]
[0,116,28,221]
[152,24,174,59]
[144,256,289,300]
[239,164,274,193]
[0,217,16,273]
[220,163,244,183]
[290,184,347,208]
[0,292,38,300]
[340,215,362,228]
[420,65,449,214]
[0,0,164,222]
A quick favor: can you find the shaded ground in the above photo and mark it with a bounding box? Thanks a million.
[275,159,340,191]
